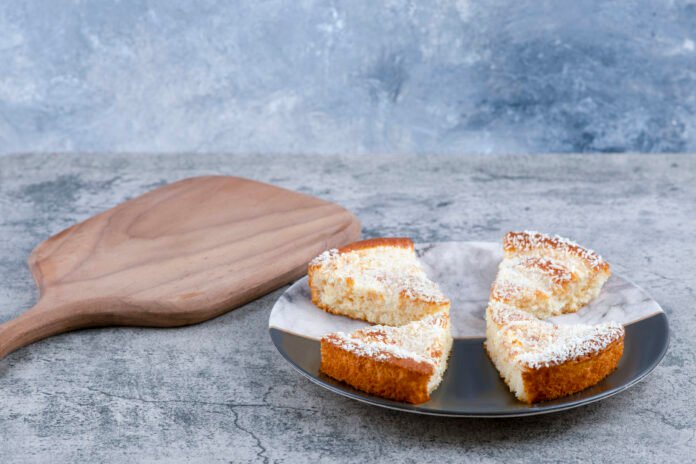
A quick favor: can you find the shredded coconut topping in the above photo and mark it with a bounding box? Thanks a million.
[323,313,450,366]
[516,257,574,286]
[309,244,448,303]
[326,334,434,365]
[310,248,339,266]
[491,282,526,299]
[505,321,624,369]
[505,230,608,270]
[488,231,623,369]
[487,301,538,325]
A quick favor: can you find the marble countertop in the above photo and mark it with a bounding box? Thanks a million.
[0,154,693,463]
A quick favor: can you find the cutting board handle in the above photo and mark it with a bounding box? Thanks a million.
[0,175,361,359]
[0,298,87,359]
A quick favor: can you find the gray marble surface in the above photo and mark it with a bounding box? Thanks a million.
[0,153,694,463]
[2,1,696,155]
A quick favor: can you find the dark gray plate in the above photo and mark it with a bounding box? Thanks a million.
[269,313,669,417]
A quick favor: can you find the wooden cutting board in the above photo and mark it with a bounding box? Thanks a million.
[0,176,361,358]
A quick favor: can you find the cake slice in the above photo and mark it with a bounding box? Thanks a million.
[308,238,450,326]
[485,231,624,403]
[320,311,453,404]
[491,231,612,319]
[485,301,624,403]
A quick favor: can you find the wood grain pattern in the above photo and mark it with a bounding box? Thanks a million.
[0,176,361,358]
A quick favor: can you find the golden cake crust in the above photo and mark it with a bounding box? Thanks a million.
[338,237,414,254]
[320,335,434,404]
[483,336,624,403]
[307,237,415,277]
[519,336,624,403]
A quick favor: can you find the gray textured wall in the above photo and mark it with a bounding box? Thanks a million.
[1,1,695,155]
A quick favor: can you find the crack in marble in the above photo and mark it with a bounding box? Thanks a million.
[639,407,690,432]
[228,407,270,464]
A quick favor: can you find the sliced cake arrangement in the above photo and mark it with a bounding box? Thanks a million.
[308,232,625,405]
[309,238,452,404]
[485,231,625,403]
